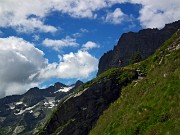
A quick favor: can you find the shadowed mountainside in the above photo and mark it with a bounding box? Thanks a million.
[90,29,180,135]
[39,28,180,135]
[0,81,83,135]
[97,20,180,75]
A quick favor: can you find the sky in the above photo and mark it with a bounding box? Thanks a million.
[0,0,180,98]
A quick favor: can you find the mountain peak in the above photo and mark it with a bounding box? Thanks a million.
[0,80,83,134]
[75,80,84,86]
[97,20,180,75]
[54,82,67,90]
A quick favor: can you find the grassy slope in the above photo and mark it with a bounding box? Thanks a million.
[89,31,180,135]
[39,68,137,134]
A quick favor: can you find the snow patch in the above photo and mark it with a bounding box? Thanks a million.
[29,110,33,113]
[14,104,38,115]
[74,88,88,98]
[54,85,75,93]
[44,97,56,108]
[63,95,74,103]
[16,101,23,105]
[9,103,15,109]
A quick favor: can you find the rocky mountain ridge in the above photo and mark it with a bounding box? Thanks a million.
[97,20,180,75]
[1,21,179,135]
[90,29,180,135]
[0,80,83,135]
[38,22,180,135]
[39,69,138,135]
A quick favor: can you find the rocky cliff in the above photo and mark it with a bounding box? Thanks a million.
[40,28,180,135]
[90,29,180,135]
[39,69,138,135]
[37,21,180,135]
[97,20,180,75]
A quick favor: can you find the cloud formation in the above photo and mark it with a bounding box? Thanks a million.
[134,0,180,28]
[0,37,47,98]
[82,41,100,50]
[104,8,125,24]
[37,51,98,80]
[0,0,108,33]
[0,0,57,33]
[42,36,79,51]
[0,0,179,32]
[0,37,98,98]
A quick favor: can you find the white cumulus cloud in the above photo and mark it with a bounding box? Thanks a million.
[104,8,125,24]
[0,37,48,98]
[42,36,79,51]
[0,0,179,32]
[130,0,180,28]
[37,50,98,80]
[52,0,107,18]
[82,41,100,50]
[32,35,40,41]
[0,0,57,33]
[0,37,98,98]
[0,0,109,33]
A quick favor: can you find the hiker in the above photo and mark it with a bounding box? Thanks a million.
[118,59,123,66]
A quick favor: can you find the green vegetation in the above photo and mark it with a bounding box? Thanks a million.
[39,66,137,134]
[0,129,7,135]
[73,67,137,94]
[89,31,180,135]
[129,51,142,64]
[0,126,15,135]
[39,30,180,135]
[50,119,74,135]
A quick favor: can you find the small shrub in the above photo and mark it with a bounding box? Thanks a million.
[129,51,142,64]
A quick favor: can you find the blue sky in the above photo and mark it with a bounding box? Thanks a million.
[0,0,179,98]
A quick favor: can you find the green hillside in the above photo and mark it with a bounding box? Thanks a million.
[89,30,180,135]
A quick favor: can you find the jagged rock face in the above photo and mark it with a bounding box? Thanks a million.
[0,80,83,135]
[40,70,138,135]
[97,20,180,75]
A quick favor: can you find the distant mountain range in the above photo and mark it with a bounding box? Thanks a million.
[0,80,83,134]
